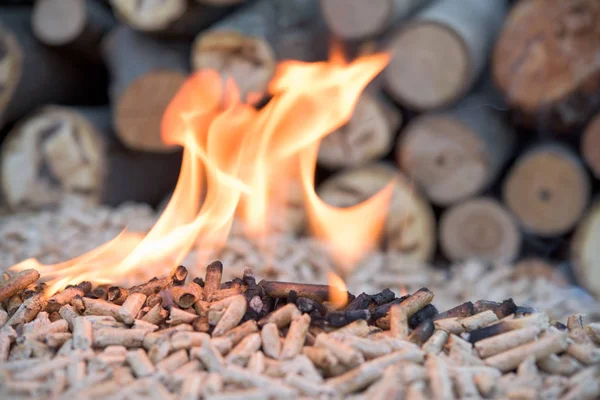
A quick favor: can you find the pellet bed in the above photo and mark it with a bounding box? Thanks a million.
[0,261,599,400]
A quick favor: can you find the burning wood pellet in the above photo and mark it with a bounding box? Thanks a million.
[0,262,597,399]
[171,282,203,309]
[0,270,40,302]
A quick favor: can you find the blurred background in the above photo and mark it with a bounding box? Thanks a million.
[0,0,599,317]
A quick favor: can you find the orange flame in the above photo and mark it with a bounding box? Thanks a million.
[9,51,393,296]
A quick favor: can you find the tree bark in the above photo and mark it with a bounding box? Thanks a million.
[383,0,508,110]
[102,25,190,153]
[191,0,327,101]
[317,162,436,262]
[109,0,239,38]
[0,8,102,129]
[32,0,116,64]
[320,0,431,40]
[0,105,182,210]
[571,199,600,298]
[318,91,401,170]
[396,91,515,206]
[439,197,521,264]
[502,143,591,237]
[492,0,600,133]
[581,112,600,179]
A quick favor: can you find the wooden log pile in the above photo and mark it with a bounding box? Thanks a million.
[0,262,598,399]
[0,0,599,308]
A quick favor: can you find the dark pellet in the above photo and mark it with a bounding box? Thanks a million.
[345,293,373,311]
[409,304,439,329]
[434,302,475,321]
[371,288,395,306]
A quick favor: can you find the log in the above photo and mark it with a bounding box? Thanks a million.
[320,0,430,40]
[383,0,508,110]
[191,0,326,101]
[581,112,600,179]
[0,105,182,210]
[108,0,239,38]
[397,92,515,206]
[439,197,521,264]
[502,143,591,237]
[571,200,600,298]
[318,91,401,170]
[492,0,600,132]
[317,162,436,262]
[102,25,189,153]
[0,8,101,129]
[31,0,116,64]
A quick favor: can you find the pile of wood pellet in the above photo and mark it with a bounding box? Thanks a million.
[0,262,599,399]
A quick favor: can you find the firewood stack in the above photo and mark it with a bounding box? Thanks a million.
[0,262,599,399]
[0,0,599,322]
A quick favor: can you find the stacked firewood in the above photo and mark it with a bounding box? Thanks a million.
[0,262,599,399]
[0,1,599,298]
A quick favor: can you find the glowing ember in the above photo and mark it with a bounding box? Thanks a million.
[9,51,393,296]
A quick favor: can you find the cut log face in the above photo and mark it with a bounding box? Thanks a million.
[493,0,600,131]
[32,0,116,63]
[571,200,600,298]
[318,92,401,170]
[102,26,190,152]
[115,70,187,152]
[320,0,393,40]
[192,0,324,99]
[32,0,88,46]
[439,197,521,264]
[191,31,276,102]
[320,0,430,40]
[502,144,591,237]
[0,105,182,210]
[317,163,436,262]
[109,0,187,31]
[397,93,515,206]
[1,107,105,209]
[383,0,507,110]
[581,113,600,178]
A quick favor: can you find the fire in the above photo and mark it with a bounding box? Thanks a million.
[9,50,393,296]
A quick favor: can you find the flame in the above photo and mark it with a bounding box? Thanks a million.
[9,51,393,296]
[328,271,349,308]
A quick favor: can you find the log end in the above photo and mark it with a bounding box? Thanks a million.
[581,113,600,178]
[503,144,590,237]
[32,0,87,46]
[439,197,521,264]
[318,162,436,262]
[383,22,470,110]
[571,200,600,298]
[0,106,105,210]
[320,0,392,40]
[0,24,23,125]
[492,0,600,129]
[109,0,186,31]
[397,114,488,206]
[318,92,400,170]
[115,70,186,153]
[192,31,276,102]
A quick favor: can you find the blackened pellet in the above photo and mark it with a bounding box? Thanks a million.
[325,310,370,327]
[466,321,513,344]
[409,304,439,329]
[345,293,373,311]
[287,290,298,304]
[493,299,517,318]
[408,320,435,345]
[372,289,395,306]
[434,302,475,320]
